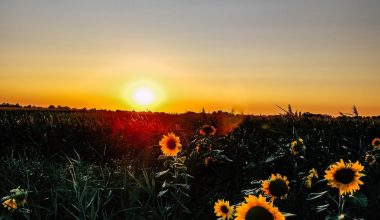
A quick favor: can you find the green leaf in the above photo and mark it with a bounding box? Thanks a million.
[212,150,224,154]
[220,154,233,162]
[241,188,261,196]
[157,155,167,160]
[314,179,328,184]
[282,212,296,217]
[325,213,339,220]
[250,180,262,186]
[162,180,169,189]
[264,151,286,163]
[313,204,329,213]
[177,190,190,198]
[157,189,169,197]
[178,201,190,214]
[307,191,328,200]
[177,156,186,163]
[155,169,170,178]
[179,173,194,179]
[173,184,190,190]
[347,192,368,208]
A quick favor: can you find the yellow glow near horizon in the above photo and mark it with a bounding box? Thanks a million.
[122,80,166,111]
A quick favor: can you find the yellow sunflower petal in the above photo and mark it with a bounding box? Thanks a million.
[324,159,365,195]
[214,199,233,220]
[235,194,285,220]
[159,133,182,156]
[261,174,289,200]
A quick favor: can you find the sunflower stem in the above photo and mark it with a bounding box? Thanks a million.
[327,195,339,206]
[174,156,178,179]
[338,194,343,216]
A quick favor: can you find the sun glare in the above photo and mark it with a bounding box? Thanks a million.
[122,79,165,110]
[133,88,155,105]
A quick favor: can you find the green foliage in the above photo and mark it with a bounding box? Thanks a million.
[1,109,380,219]
[347,192,368,208]
[156,156,192,219]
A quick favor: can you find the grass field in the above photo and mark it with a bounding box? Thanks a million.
[0,108,379,220]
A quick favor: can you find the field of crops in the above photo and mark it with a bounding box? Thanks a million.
[0,109,379,220]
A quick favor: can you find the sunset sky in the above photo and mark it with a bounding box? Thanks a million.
[1,0,379,115]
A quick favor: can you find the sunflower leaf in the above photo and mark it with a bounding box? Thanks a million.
[325,213,340,220]
[241,188,261,196]
[306,191,328,200]
[314,179,328,184]
[162,181,169,188]
[212,150,224,154]
[157,189,169,197]
[177,156,186,163]
[219,154,233,162]
[347,192,368,208]
[173,184,190,190]
[313,204,329,213]
[155,169,170,178]
[177,190,190,198]
[282,212,296,217]
[179,173,194,179]
[178,201,190,214]
[264,150,286,163]
[249,180,261,186]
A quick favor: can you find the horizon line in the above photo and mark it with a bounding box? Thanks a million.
[1,102,379,117]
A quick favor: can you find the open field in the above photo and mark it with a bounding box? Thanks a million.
[0,109,379,219]
[2,1,380,219]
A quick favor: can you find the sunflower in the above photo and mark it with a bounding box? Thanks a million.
[235,194,285,220]
[372,138,380,150]
[365,153,376,166]
[305,168,318,189]
[3,199,17,211]
[214,199,233,220]
[261,174,289,200]
[159,133,182,156]
[290,138,305,155]
[324,159,365,195]
[199,125,217,136]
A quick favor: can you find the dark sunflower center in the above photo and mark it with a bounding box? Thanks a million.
[367,156,374,163]
[334,168,355,184]
[220,205,229,214]
[268,179,288,197]
[246,206,274,220]
[166,139,177,150]
[203,126,213,134]
[374,140,380,146]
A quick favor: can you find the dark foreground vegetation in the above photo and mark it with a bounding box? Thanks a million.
[0,108,379,219]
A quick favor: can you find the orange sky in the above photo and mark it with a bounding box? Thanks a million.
[1,1,380,115]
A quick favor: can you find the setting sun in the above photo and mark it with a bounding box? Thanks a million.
[122,79,166,110]
[132,88,155,106]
